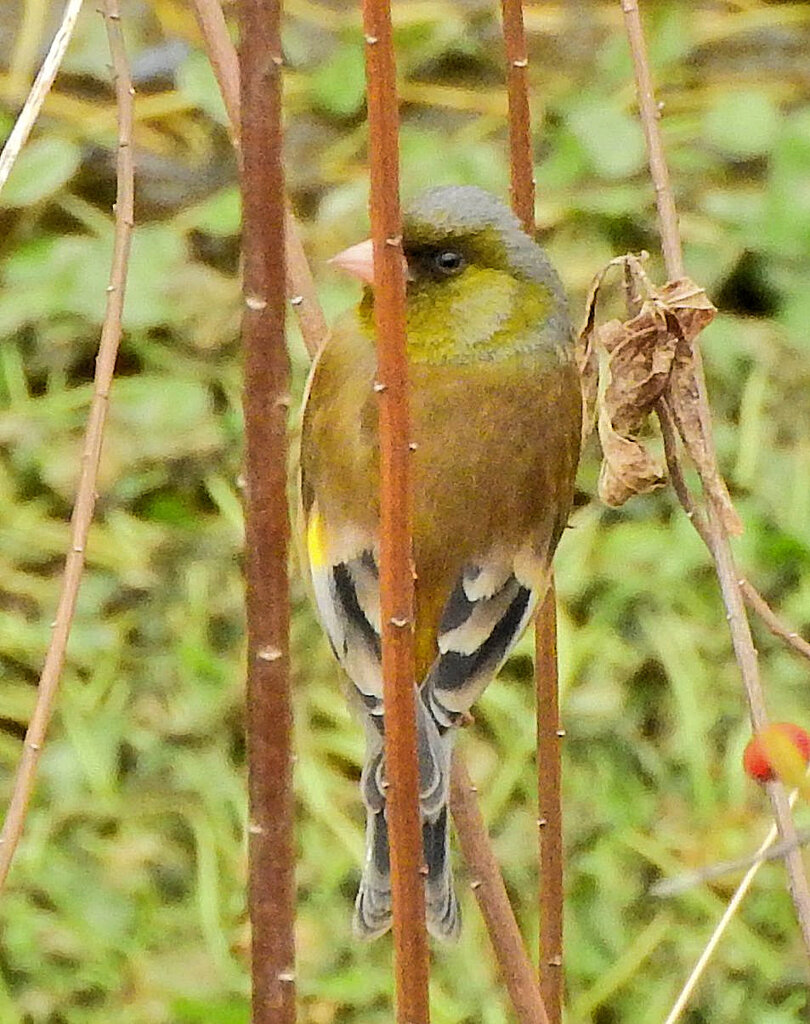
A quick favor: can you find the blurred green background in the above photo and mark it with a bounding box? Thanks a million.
[2,1,810,1021]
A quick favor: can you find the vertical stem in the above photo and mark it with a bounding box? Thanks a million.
[620,0,810,965]
[619,0,683,280]
[500,0,535,233]
[501,2,564,1015]
[239,0,295,1020]
[361,2,430,1022]
[536,586,563,1024]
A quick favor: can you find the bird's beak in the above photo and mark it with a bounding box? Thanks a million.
[328,238,410,285]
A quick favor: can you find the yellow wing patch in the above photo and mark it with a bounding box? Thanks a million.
[306,509,328,570]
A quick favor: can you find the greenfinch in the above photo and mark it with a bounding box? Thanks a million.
[298,185,581,941]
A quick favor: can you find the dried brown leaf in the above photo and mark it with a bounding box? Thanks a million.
[575,266,605,443]
[580,262,729,512]
[600,306,675,436]
[597,407,666,506]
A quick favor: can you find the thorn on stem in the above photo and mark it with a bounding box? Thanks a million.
[257,646,283,662]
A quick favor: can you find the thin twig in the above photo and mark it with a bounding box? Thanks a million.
[536,591,563,1024]
[737,580,810,663]
[239,0,295,1019]
[362,2,430,1022]
[661,404,810,664]
[189,0,328,359]
[619,0,683,279]
[450,758,551,1024]
[661,790,799,1024]
[188,0,240,145]
[620,0,810,966]
[654,824,810,897]
[0,0,86,197]
[0,0,133,889]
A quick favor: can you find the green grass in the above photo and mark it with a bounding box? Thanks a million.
[2,1,810,1021]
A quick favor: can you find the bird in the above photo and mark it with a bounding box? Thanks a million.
[297,185,581,942]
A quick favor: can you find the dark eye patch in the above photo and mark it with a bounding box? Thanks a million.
[433,250,465,274]
[405,245,468,282]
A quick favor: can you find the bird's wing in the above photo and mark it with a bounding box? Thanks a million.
[304,503,384,723]
[421,543,552,733]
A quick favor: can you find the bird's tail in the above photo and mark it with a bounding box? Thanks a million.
[353,693,461,941]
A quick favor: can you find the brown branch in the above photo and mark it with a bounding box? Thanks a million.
[619,0,683,279]
[661,403,810,664]
[536,589,563,1024]
[500,0,534,234]
[500,5,563,1017]
[189,0,240,144]
[738,581,810,663]
[620,0,810,965]
[239,0,296,1020]
[0,0,133,889]
[189,0,328,359]
[362,3,430,1022]
[450,758,551,1024]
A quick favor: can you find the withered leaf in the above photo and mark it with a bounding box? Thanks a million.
[597,407,666,507]
[579,259,735,516]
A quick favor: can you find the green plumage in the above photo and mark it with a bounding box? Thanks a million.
[298,185,581,941]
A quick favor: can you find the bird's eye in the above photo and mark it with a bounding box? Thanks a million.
[433,250,465,275]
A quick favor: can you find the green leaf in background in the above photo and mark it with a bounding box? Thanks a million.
[566,100,647,179]
[124,223,189,329]
[703,89,780,160]
[762,108,810,259]
[181,187,241,237]
[310,41,367,118]
[1,137,81,207]
[172,997,249,1024]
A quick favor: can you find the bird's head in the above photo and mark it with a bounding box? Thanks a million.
[331,185,570,364]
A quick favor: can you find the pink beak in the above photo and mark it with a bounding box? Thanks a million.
[329,238,376,285]
[329,238,410,285]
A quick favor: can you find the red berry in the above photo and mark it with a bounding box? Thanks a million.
[743,722,810,784]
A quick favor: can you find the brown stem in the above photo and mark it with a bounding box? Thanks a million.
[189,0,328,359]
[737,581,810,664]
[450,757,551,1024]
[0,0,133,889]
[189,0,240,145]
[622,0,810,964]
[620,0,683,279]
[661,402,810,662]
[362,2,430,1021]
[536,587,563,1024]
[500,0,534,234]
[239,0,296,1019]
[500,5,564,1015]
